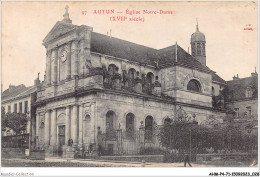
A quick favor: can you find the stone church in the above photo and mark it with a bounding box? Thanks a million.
[33,6,227,157]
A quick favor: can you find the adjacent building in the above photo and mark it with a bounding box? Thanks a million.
[224,72,258,135]
[1,77,40,151]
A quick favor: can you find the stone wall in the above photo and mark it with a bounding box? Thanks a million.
[2,148,25,159]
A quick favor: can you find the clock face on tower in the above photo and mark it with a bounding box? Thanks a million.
[60,49,68,63]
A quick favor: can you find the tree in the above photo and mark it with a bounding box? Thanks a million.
[1,106,7,132]
[4,112,28,135]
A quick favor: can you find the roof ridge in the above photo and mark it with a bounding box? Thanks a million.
[92,32,157,51]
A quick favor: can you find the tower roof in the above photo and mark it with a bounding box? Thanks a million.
[191,20,205,42]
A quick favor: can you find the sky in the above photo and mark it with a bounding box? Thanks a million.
[1,1,258,91]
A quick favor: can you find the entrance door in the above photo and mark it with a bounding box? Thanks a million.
[58,125,65,156]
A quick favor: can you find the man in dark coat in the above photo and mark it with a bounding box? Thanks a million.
[184,153,192,167]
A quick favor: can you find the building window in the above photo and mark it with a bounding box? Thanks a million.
[24,101,28,113]
[14,103,17,113]
[146,72,154,85]
[197,43,202,55]
[245,87,253,98]
[246,106,252,117]
[126,113,135,139]
[212,86,215,96]
[106,111,116,140]
[187,79,201,93]
[108,64,117,76]
[145,116,154,141]
[192,43,196,56]
[106,111,115,130]
[19,102,22,113]
[234,108,239,118]
[164,118,172,125]
[8,105,11,113]
[128,68,136,88]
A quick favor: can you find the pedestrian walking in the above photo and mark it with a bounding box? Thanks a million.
[184,153,192,167]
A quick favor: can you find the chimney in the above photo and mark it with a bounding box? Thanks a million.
[251,67,258,77]
[110,29,112,39]
[233,74,239,80]
[9,84,15,92]
[34,72,41,86]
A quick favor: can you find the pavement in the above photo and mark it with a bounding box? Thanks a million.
[1,157,258,167]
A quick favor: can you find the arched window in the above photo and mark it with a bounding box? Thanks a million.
[197,43,201,55]
[187,79,201,92]
[128,68,136,80]
[164,118,172,125]
[146,72,154,85]
[108,64,117,76]
[126,113,135,139]
[192,43,196,56]
[145,116,154,141]
[84,115,91,138]
[128,68,136,88]
[106,111,116,131]
[202,43,205,55]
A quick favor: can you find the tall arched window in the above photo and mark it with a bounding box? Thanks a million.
[197,43,202,55]
[106,111,116,131]
[108,64,117,76]
[146,72,154,85]
[126,113,135,139]
[84,115,91,139]
[128,68,136,88]
[145,116,154,141]
[187,79,201,92]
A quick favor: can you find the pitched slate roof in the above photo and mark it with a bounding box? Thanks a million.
[91,32,158,66]
[2,85,27,100]
[224,75,258,101]
[157,45,212,72]
[1,85,37,102]
[212,73,226,84]
[91,32,213,73]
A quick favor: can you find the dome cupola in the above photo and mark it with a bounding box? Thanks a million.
[190,19,206,66]
[191,24,205,42]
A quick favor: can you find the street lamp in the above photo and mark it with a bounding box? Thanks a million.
[188,114,198,161]
[25,107,31,155]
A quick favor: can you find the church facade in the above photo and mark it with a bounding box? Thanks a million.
[33,6,227,157]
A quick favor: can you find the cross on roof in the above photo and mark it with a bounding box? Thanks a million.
[65,5,69,14]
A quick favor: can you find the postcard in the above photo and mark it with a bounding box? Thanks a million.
[1,1,259,177]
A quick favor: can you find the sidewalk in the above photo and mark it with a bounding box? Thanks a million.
[2,157,216,167]
[2,157,257,167]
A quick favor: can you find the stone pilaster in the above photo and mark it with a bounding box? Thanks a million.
[47,50,52,85]
[65,106,71,145]
[78,104,84,146]
[44,111,50,145]
[50,109,57,146]
[36,112,40,140]
[78,40,85,76]
[52,48,58,84]
[66,42,72,80]
[71,105,78,145]
[71,40,78,78]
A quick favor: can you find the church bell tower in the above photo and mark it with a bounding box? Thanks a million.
[190,20,206,66]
